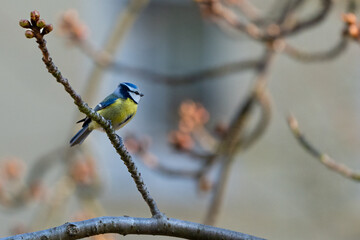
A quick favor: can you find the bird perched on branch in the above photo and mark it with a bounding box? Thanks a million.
[70,82,144,147]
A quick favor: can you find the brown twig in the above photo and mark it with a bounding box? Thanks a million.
[288,115,360,181]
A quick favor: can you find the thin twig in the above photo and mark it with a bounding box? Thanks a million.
[288,115,360,181]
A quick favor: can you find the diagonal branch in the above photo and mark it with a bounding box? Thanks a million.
[204,49,274,226]
[288,115,360,181]
[239,86,271,151]
[21,12,161,218]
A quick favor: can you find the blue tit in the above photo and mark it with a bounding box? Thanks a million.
[70,82,144,147]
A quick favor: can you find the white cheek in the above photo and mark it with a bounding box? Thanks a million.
[130,92,141,104]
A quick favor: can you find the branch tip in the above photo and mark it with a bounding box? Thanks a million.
[30,10,40,23]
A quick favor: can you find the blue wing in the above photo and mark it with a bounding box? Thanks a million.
[94,93,118,111]
[77,93,118,125]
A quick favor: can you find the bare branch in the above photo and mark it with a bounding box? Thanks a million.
[288,115,360,181]
[3,216,265,240]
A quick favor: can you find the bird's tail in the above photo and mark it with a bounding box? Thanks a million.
[70,125,92,147]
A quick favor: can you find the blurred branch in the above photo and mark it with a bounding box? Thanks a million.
[70,38,260,85]
[347,0,357,12]
[224,50,274,155]
[284,1,360,181]
[149,152,217,179]
[112,59,260,85]
[276,0,305,24]
[203,154,233,225]
[4,216,265,240]
[239,87,271,151]
[204,49,274,225]
[125,134,215,179]
[0,147,65,209]
[59,8,260,86]
[154,163,202,179]
[283,36,349,62]
[197,0,332,41]
[266,0,332,40]
[282,0,356,63]
[288,115,360,181]
[232,0,261,22]
[35,176,76,230]
[20,11,161,218]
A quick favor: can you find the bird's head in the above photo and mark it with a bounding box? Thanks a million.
[118,82,144,104]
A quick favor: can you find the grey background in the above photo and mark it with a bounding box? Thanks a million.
[1,1,360,239]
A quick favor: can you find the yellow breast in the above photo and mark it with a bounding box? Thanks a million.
[89,98,138,131]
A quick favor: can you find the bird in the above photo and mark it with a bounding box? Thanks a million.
[70,82,144,147]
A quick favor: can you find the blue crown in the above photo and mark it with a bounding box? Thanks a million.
[122,82,138,90]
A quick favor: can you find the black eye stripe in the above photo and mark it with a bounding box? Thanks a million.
[130,90,140,95]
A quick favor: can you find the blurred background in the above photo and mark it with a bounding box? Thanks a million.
[1,0,360,239]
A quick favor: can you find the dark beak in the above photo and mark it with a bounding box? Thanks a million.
[140,92,144,97]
